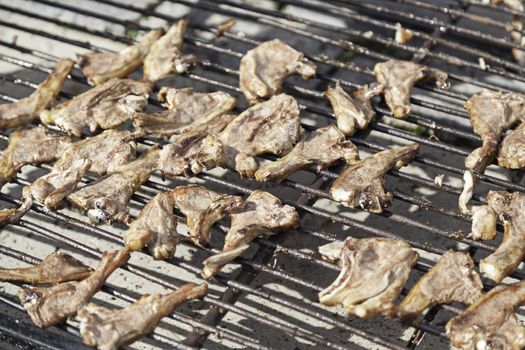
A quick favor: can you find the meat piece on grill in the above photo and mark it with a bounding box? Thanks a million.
[132,87,236,137]
[0,59,74,130]
[392,250,483,321]
[254,125,359,183]
[469,205,498,241]
[324,81,383,135]
[19,249,129,328]
[374,59,449,119]
[446,280,525,350]
[464,89,525,173]
[77,283,208,350]
[68,147,159,224]
[78,29,163,85]
[219,94,302,178]
[480,191,525,282]
[40,78,152,137]
[458,170,475,215]
[499,122,525,169]
[202,190,299,279]
[318,237,418,318]
[143,19,197,81]
[239,39,316,104]
[172,185,243,247]
[330,143,419,213]
[0,252,92,285]
[491,0,525,65]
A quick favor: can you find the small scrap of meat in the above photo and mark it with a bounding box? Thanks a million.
[464,89,525,173]
[143,19,197,82]
[0,59,74,129]
[0,252,92,285]
[392,250,483,321]
[330,143,419,213]
[434,174,444,187]
[40,78,152,137]
[172,185,243,247]
[394,23,413,44]
[239,39,316,104]
[219,93,302,178]
[318,237,418,318]
[254,125,359,183]
[324,81,383,136]
[19,249,129,328]
[78,29,163,85]
[68,147,159,224]
[374,59,449,118]
[458,170,475,215]
[202,190,299,279]
[480,191,525,282]
[499,122,525,168]
[215,19,236,37]
[133,87,236,137]
[469,205,497,241]
[446,280,525,350]
[77,283,208,350]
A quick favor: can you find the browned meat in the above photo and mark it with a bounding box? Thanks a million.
[202,190,299,279]
[77,283,208,350]
[0,59,74,129]
[446,280,525,350]
[239,39,316,104]
[219,93,302,178]
[0,252,92,285]
[254,125,359,183]
[469,205,498,241]
[318,237,418,318]
[19,249,129,328]
[330,143,419,213]
[499,122,525,168]
[215,19,236,37]
[374,59,449,119]
[78,29,163,85]
[324,81,383,135]
[40,78,152,137]
[392,250,483,321]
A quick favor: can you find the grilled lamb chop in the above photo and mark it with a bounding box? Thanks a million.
[202,190,299,279]
[239,39,316,104]
[499,122,525,168]
[219,93,302,178]
[469,205,498,241]
[254,125,359,183]
[318,237,418,318]
[324,81,383,135]
[446,280,525,350]
[40,78,152,137]
[464,89,525,173]
[172,185,243,247]
[0,59,74,129]
[19,249,129,328]
[133,87,236,137]
[77,283,208,350]
[374,60,449,119]
[330,143,419,213]
[78,29,163,85]
[0,252,92,285]
[392,250,483,321]
[143,19,197,81]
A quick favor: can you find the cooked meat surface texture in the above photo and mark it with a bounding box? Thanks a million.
[330,143,419,213]
[392,250,483,320]
[254,124,359,183]
[0,252,92,285]
[499,122,525,168]
[77,283,208,350]
[201,190,299,279]
[0,59,74,129]
[40,78,152,137]
[133,87,236,137]
[318,237,419,318]
[374,59,449,119]
[219,93,302,178]
[325,81,383,135]
[446,280,525,350]
[19,249,129,328]
[469,205,498,240]
[239,39,316,104]
[464,89,525,173]
[143,19,197,81]
[78,29,163,85]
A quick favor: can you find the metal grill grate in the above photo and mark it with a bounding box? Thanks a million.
[1,0,525,349]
